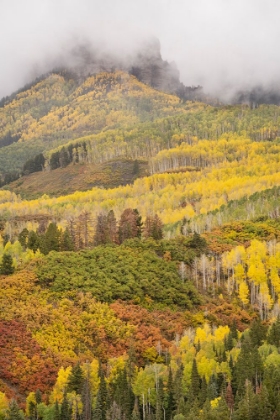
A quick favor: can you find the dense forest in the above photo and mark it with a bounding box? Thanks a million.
[2,69,280,419]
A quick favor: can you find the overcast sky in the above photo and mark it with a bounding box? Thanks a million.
[1,0,280,99]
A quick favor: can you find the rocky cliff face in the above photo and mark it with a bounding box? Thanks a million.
[59,38,203,101]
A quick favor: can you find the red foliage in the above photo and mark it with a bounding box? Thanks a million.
[0,320,59,398]
[110,301,191,361]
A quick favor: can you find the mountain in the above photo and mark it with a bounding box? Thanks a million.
[1,47,280,419]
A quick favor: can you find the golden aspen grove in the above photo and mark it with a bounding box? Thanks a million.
[2,66,280,420]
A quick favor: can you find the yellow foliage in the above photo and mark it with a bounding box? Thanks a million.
[239,281,249,305]
[50,366,72,403]
[210,397,221,408]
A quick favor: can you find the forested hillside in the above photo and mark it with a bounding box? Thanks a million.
[2,67,280,419]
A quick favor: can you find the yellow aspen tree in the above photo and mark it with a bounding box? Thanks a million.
[239,281,249,306]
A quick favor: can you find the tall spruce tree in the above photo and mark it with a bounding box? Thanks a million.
[60,392,70,420]
[0,253,14,275]
[190,359,200,401]
[68,363,84,394]
[6,400,24,420]
[165,368,176,420]
[92,368,107,420]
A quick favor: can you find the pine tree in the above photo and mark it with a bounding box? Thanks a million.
[155,378,164,420]
[18,228,29,249]
[112,368,133,419]
[200,377,207,405]
[106,210,117,244]
[68,363,84,394]
[61,228,74,251]
[173,364,184,408]
[249,318,267,347]
[251,385,273,420]
[60,392,70,420]
[27,230,40,252]
[40,222,61,254]
[118,208,142,244]
[207,375,218,401]
[82,363,92,420]
[94,213,108,246]
[165,368,176,420]
[267,315,280,348]
[0,253,14,275]
[92,368,107,420]
[6,400,24,420]
[190,359,200,401]
[54,401,60,420]
[35,389,42,404]
[144,214,163,240]
[132,397,141,420]
[234,336,264,395]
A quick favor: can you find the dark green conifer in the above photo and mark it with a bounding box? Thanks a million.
[0,253,14,275]
[68,363,84,394]
[53,401,60,420]
[6,400,24,420]
[166,368,176,420]
[61,228,74,251]
[60,392,70,420]
[27,230,40,252]
[190,359,200,400]
[18,228,29,249]
[267,315,280,348]
[249,318,267,347]
[155,378,164,420]
[40,222,61,254]
[92,367,107,420]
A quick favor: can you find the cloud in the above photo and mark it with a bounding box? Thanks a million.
[1,0,280,99]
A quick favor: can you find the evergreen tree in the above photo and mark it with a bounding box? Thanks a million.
[27,230,40,252]
[249,318,267,347]
[224,331,234,351]
[173,364,184,408]
[35,389,42,404]
[54,401,60,420]
[82,363,92,420]
[132,397,141,420]
[189,232,207,254]
[234,336,264,395]
[200,377,207,405]
[0,253,14,275]
[165,368,176,420]
[6,400,24,420]
[190,359,200,400]
[68,363,84,394]
[251,385,273,420]
[40,222,61,255]
[18,228,29,249]
[107,210,117,244]
[207,375,218,401]
[118,208,142,244]
[155,377,164,420]
[267,315,280,348]
[92,368,107,420]
[234,382,255,420]
[144,214,163,240]
[230,319,238,340]
[111,368,133,419]
[94,213,108,246]
[60,392,70,420]
[61,228,74,251]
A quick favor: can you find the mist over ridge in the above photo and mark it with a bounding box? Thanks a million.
[2,0,280,103]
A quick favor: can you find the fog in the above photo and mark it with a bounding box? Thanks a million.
[1,0,280,100]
